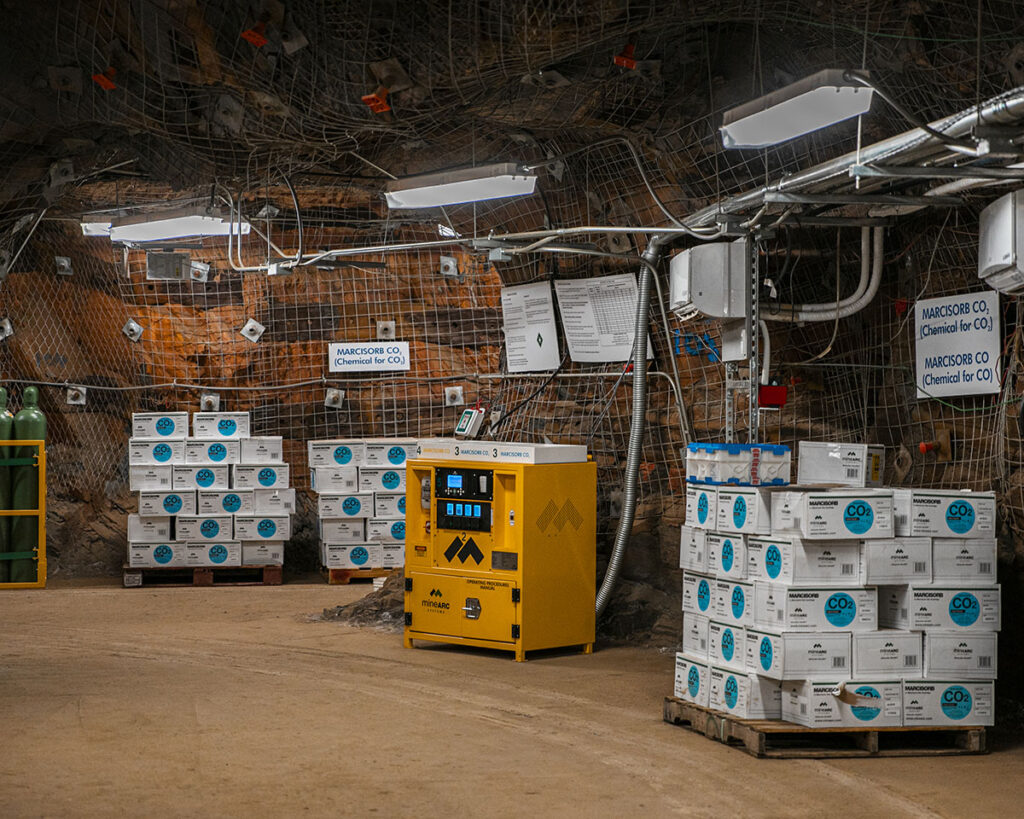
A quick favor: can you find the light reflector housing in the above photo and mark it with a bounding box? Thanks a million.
[385,162,537,209]
[721,69,873,149]
[107,207,250,243]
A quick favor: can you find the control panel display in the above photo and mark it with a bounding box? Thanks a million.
[435,467,493,532]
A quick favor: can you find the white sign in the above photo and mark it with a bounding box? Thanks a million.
[915,292,1000,398]
[553,273,653,363]
[500,282,560,372]
[329,341,411,372]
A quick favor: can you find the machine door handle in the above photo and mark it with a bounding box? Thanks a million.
[462,597,481,619]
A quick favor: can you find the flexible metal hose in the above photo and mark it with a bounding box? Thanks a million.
[595,235,664,617]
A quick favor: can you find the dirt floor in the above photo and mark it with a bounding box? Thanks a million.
[1,579,1021,818]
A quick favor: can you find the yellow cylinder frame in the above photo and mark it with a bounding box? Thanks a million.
[0,440,46,589]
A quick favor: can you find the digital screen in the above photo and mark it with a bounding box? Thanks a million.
[473,504,481,518]
[447,474,463,490]
[447,503,454,515]
[455,503,464,516]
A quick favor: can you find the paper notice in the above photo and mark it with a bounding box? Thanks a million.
[554,273,653,362]
[500,282,561,372]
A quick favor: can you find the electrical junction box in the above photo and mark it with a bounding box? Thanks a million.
[454,407,485,437]
[978,188,1024,294]
[404,447,596,661]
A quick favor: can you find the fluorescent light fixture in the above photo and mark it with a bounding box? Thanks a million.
[720,69,873,149]
[385,162,537,209]
[80,221,112,236]
[107,207,250,243]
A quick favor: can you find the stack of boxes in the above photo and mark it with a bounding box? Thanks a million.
[309,438,415,572]
[127,411,294,569]
[676,441,999,729]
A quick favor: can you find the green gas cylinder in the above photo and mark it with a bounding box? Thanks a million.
[10,386,46,583]
[0,388,13,583]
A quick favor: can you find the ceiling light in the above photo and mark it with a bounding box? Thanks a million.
[385,162,537,209]
[107,207,250,243]
[720,69,873,149]
[80,221,112,236]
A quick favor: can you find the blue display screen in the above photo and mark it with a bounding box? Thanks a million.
[447,503,454,515]
[473,504,481,518]
[447,474,463,489]
[455,503,464,516]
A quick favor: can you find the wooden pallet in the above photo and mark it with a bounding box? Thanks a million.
[123,564,283,588]
[663,697,987,758]
[319,566,392,585]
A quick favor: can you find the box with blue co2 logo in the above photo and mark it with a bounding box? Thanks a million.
[902,680,994,726]
[706,532,747,580]
[364,439,418,467]
[197,490,253,516]
[176,515,233,541]
[359,467,406,493]
[233,464,290,490]
[745,629,851,680]
[367,518,406,542]
[129,439,186,466]
[128,542,188,567]
[714,487,773,535]
[673,653,710,707]
[879,586,1000,631]
[771,489,893,539]
[185,439,241,465]
[747,535,861,585]
[234,515,291,541]
[713,579,755,627]
[318,492,374,518]
[373,492,407,519]
[782,679,902,727]
[685,485,717,530]
[682,572,715,616]
[191,412,250,439]
[710,666,781,718]
[754,584,877,631]
[679,525,708,573]
[172,465,230,491]
[138,491,196,517]
[683,613,710,658]
[184,540,241,567]
[708,621,746,671]
[308,439,366,468]
[892,489,995,539]
[320,541,383,569]
[132,412,189,440]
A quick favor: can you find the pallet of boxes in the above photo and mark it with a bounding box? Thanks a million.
[668,441,996,758]
[309,438,413,583]
[124,411,294,587]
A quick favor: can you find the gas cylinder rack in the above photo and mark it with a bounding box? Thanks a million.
[0,440,46,588]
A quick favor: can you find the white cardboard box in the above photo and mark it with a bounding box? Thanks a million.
[879,585,1000,631]
[308,440,365,468]
[367,518,406,542]
[381,543,404,569]
[311,467,360,493]
[184,439,241,465]
[681,572,715,617]
[924,632,998,679]
[755,583,877,631]
[892,489,996,539]
[232,464,290,490]
[673,653,711,708]
[902,680,994,726]
[685,485,717,529]
[234,515,291,541]
[129,439,186,466]
[191,412,250,439]
[852,630,923,679]
[415,439,586,465]
[796,441,884,488]
[745,629,852,680]
[127,514,172,543]
[358,467,406,493]
[715,487,772,535]
[176,515,233,541]
[713,579,754,628]
[679,525,708,572]
[318,492,374,518]
[771,489,893,539]
[932,538,997,585]
[252,488,296,514]
[747,535,861,585]
[682,613,710,658]
[138,491,196,517]
[321,542,381,569]
[709,666,782,719]
[318,518,366,543]
[861,538,932,584]
[364,439,418,467]
[240,436,283,464]
[129,466,173,492]
[241,540,285,566]
[706,532,747,580]
[374,492,406,519]
[708,621,746,671]
[132,412,188,440]
[782,679,902,728]
[172,465,230,491]
[184,540,242,567]
[128,542,187,567]
[197,490,253,516]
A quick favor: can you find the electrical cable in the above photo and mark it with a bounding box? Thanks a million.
[488,351,569,433]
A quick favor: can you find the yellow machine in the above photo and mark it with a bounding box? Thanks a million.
[403,442,596,661]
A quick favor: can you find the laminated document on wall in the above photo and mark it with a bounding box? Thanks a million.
[553,273,654,363]
[500,281,561,372]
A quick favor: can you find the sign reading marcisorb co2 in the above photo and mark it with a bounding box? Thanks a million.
[914,292,1000,399]
[329,341,411,372]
